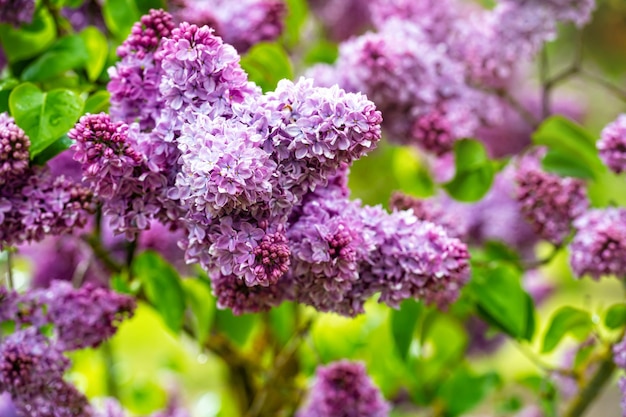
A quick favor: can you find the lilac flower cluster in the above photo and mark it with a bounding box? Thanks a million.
[0,114,94,249]
[108,9,175,130]
[514,152,588,245]
[0,282,135,415]
[0,0,35,26]
[171,0,286,52]
[307,0,596,154]
[598,114,626,174]
[0,328,92,417]
[569,208,626,279]
[68,113,176,238]
[297,361,390,417]
[308,0,372,42]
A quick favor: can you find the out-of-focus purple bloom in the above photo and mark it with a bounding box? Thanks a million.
[61,0,107,32]
[0,392,17,417]
[598,114,626,174]
[47,149,84,182]
[171,0,286,52]
[514,405,544,417]
[297,361,390,417]
[515,152,588,245]
[0,328,92,417]
[94,398,127,417]
[620,377,626,417]
[308,0,371,42]
[569,208,626,279]
[0,0,35,26]
[35,281,136,351]
[614,335,626,370]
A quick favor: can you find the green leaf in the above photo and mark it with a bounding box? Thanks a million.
[542,306,592,353]
[132,251,186,333]
[532,115,604,180]
[182,278,215,345]
[240,42,293,92]
[102,0,141,40]
[390,299,423,361]
[214,309,258,347]
[469,263,534,340]
[605,303,626,330]
[79,27,109,81]
[0,8,56,62]
[443,139,495,202]
[438,368,501,417]
[22,35,89,82]
[268,302,297,345]
[84,90,111,114]
[281,0,308,48]
[0,78,19,113]
[9,83,84,158]
[31,135,72,165]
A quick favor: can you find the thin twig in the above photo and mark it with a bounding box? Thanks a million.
[579,69,626,102]
[5,250,13,290]
[513,341,577,377]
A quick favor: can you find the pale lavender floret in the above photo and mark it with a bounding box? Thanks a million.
[0,0,35,26]
[297,361,390,417]
[515,152,588,245]
[0,392,17,417]
[172,0,286,52]
[598,114,626,174]
[569,208,626,279]
[0,328,92,417]
[614,336,626,369]
[0,112,30,184]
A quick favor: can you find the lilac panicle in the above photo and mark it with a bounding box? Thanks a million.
[0,328,92,417]
[108,9,174,129]
[570,208,626,279]
[515,152,588,245]
[69,113,172,237]
[211,272,291,314]
[172,0,286,53]
[0,0,35,26]
[297,361,390,417]
[308,0,372,41]
[0,112,30,184]
[40,281,136,351]
[0,393,17,417]
[598,114,626,174]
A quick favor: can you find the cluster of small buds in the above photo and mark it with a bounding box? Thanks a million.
[117,9,174,59]
[69,113,174,237]
[0,0,35,26]
[0,112,30,183]
[598,114,626,174]
[171,0,286,52]
[569,208,626,279]
[515,152,588,245]
[296,361,390,417]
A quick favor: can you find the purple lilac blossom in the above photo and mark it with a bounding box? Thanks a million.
[36,281,136,351]
[569,208,626,279]
[0,328,92,417]
[61,0,107,32]
[0,0,35,26]
[514,152,588,245]
[296,361,390,417]
[172,0,286,52]
[68,113,174,237]
[615,336,626,370]
[108,9,174,129]
[598,114,626,173]
[308,0,372,42]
